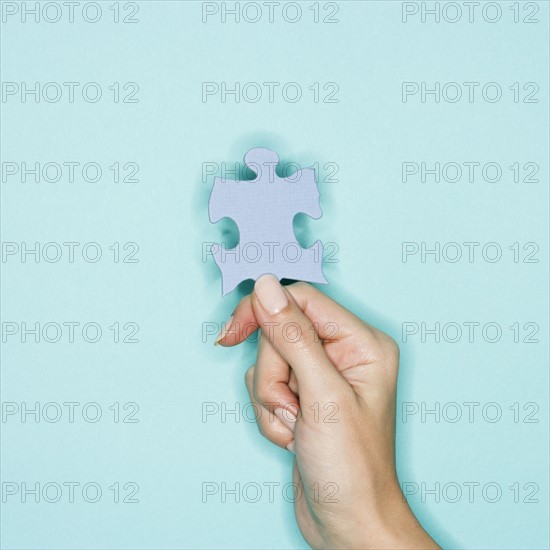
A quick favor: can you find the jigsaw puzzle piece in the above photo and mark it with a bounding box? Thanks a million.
[209,147,328,295]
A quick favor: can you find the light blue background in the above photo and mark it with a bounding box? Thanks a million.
[1,1,548,548]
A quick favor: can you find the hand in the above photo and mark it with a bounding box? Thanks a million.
[217,275,439,550]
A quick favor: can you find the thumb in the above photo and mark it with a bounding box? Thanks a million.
[251,274,348,402]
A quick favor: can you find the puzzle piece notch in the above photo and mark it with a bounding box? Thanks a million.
[209,147,327,295]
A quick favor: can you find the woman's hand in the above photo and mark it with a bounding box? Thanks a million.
[217,275,439,550]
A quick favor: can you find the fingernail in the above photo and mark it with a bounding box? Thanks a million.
[214,315,234,346]
[254,274,288,315]
[286,441,295,454]
[274,407,297,432]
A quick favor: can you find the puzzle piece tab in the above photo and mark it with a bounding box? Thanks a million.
[209,147,327,295]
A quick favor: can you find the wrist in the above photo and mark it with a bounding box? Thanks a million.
[343,481,439,550]
[366,484,439,550]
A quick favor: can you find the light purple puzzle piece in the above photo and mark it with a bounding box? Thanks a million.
[209,147,328,295]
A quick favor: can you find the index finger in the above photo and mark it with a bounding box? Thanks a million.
[216,282,370,347]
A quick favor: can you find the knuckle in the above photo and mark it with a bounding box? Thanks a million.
[244,365,255,385]
[373,331,400,363]
[257,420,268,438]
[257,418,291,448]
[288,281,317,302]
[383,334,400,359]
[276,317,314,348]
[255,378,279,405]
[256,418,276,440]
[289,281,311,293]
[327,384,356,407]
